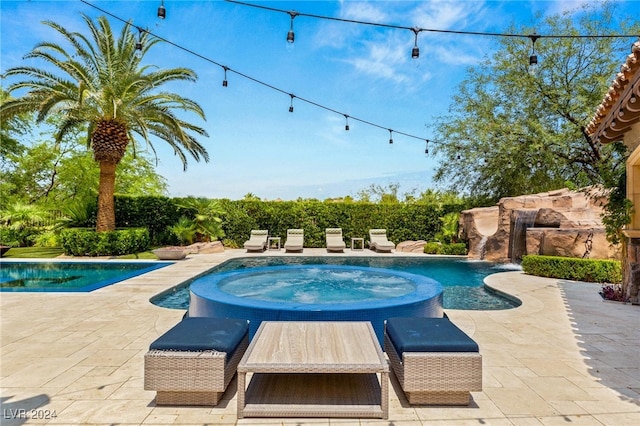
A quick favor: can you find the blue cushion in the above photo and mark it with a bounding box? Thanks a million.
[150,317,248,355]
[386,317,478,353]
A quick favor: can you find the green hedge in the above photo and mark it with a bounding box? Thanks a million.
[94,196,464,247]
[60,228,150,256]
[423,242,467,255]
[521,255,622,284]
[216,200,464,248]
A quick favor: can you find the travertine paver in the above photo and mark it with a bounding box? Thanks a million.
[0,249,638,425]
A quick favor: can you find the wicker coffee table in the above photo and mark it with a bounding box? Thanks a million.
[237,321,389,419]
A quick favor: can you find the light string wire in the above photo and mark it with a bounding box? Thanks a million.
[77,0,435,147]
[225,0,639,40]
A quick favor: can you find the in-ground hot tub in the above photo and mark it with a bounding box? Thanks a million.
[188,264,444,343]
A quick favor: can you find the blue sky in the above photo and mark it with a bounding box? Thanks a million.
[2,0,637,200]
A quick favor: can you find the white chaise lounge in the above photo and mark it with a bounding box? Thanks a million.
[243,230,268,252]
[284,229,304,252]
[325,228,346,252]
[369,229,395,252]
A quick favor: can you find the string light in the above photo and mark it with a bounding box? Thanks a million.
[424,140,429,154]
[411,27,421,59]
[528,33,540,75]
[389,129,393,144]
[287,11,299,43]
[344,114,350,131]
[222,66,229,87]
[135,27,144,55]
[289,93,295,112]
[157,1,166,19]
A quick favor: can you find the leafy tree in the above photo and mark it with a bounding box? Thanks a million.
[356,183,402,203]
[410,189,465,206]
[243,193,262,201]
[0,89,28,171]
[431,4,638,201]
[0,123,167,210]
[1,15,209,232]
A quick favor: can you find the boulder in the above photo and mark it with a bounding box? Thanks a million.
[534,208,567,227]
[396,240,427,253]
[185,241,225,254]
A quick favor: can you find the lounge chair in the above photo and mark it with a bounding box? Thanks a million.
[369,229,395,252]
[325,228,346,252]
[384,317,482,405]
[243,230,268,252]
[284,228,304,252]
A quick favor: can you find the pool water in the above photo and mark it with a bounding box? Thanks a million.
[153,256,521,310]
[218,266,417,303]
[0,261,172,292]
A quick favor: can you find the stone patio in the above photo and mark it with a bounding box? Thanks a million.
[1,249,638,425]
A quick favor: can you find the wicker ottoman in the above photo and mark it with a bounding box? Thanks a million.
[144,317,249,406]
[384,317,482,405]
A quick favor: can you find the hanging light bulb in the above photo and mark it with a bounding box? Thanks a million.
[424,139,429,154]
[222,66,228,87]
[411,27,421,59]
[135,27,144,57]
[287,11,299,43]
[528,33,540,76]
[289,94,295,112]
[388,129,393,144]
[344,115,350,131]
[157,1,166,19]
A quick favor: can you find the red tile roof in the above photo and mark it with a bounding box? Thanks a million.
[586,41,640,144]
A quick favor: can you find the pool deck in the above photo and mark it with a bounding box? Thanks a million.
[1,249,638,425]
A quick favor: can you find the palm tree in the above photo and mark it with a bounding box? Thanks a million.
[1,15,209,231]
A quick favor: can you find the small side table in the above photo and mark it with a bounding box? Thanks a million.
[351,237,364,251]
[267,237,281,251]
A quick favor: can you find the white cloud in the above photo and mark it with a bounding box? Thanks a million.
[410,0,486,29]
[340,1,389,22]
[541,0,599,16]
[344,35,412,84]
[325,1,488,85]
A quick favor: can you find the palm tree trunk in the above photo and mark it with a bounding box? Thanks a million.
[96,161,117,232]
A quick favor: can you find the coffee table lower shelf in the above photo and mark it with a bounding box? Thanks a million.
[241,372,385,418]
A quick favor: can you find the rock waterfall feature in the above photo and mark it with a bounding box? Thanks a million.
[460,188,619,263]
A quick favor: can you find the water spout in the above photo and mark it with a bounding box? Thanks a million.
[510,210,538,263]
[478,235,488,260]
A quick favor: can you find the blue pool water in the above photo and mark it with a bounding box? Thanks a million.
[0,261,172,292]
[216,265,418,303]
[152,256,521,310]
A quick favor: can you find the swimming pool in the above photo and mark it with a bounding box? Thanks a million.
[0,261,172,292]
[152,256,521,310]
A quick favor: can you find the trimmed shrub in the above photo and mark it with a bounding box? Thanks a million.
[423,242,467,255]
[423,242,441,254]
[60,228,149,256]
[521,255,622,284]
